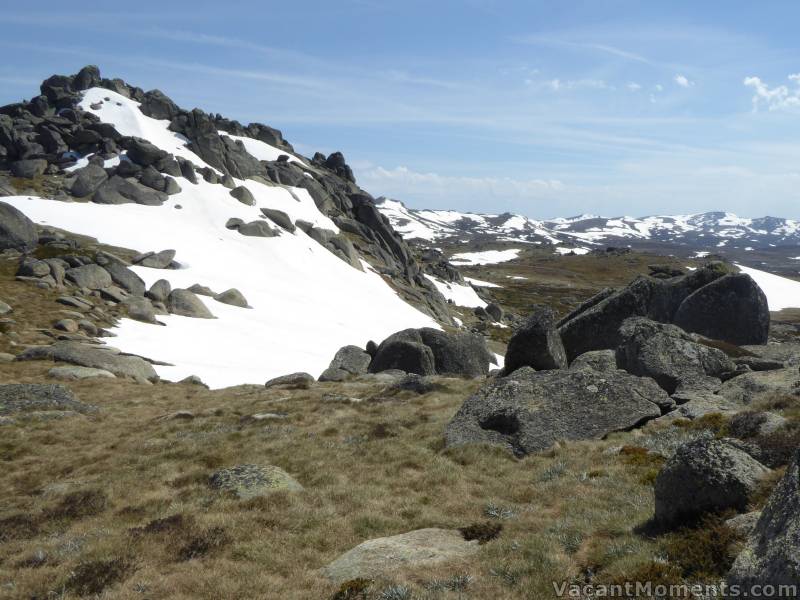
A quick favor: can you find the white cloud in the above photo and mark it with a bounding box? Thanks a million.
[674,74,693,88]
[543,78,609,91]
[744,74,800,111]
[627,82,642,91]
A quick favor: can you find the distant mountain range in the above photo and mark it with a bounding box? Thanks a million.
[377,199,800,266]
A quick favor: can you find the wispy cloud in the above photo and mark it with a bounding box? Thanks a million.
[744,74,800,111]
[513,35,654,65]
[673,74,693,88]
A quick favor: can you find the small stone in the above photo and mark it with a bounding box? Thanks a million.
[209,464,302,499]
[47,366,115,380]
[54,319,79,333]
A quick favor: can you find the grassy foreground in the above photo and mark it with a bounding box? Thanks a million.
[0,357,762,599]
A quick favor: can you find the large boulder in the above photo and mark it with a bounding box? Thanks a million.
[368,339,435,376]
[10,159,47,179]
[319,345,372,381]
[65,264,113,290]
[322,528,479,584]
[95,253,145,296]
[558,277,655,362]
[369,328,491,377]
[260,208,295,233]
[504,306,567,374]
[569,350,618,372]
[727,449,800,586]
[134,249,176,269]
[673,273,770,345]
[125,137,168,166]
[167,289,214,318]
[615,317,735,394]
[444,367,668,456]
[230,186,255,206]
[69,164,108,198]
[17,342,158,382]
[237,220,280,237]
[0,201,38,251]
[654,438,770,527]
[213,288,249,308]
[93,176,167,206]
[557,263,743,361]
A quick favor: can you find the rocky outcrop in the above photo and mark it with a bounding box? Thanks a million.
[557,263,768,361]
[444,366,668,456]
[654,438,770,527]
[503,306,566,374]
[727,449,800,586]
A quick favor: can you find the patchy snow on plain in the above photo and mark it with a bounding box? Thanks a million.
[423,275,487,308]
[449,249,521,266]
[554,246,590,255]
[464,277,501,288]
[736,264,800,311]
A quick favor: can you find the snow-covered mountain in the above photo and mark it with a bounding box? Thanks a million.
[378,198,800,257]
[0,66,461,388]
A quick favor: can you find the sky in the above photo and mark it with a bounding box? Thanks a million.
[3,1,800,218]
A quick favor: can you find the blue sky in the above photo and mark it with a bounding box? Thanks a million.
[3,1,800,218]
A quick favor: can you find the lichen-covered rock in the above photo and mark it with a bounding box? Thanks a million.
[445,366,668,456]
[727,450,800,586]
[208,464,302,499]
[322,528,479,584]
[503,305,567,374]
[615,317,735,394]
[654,438,770,526]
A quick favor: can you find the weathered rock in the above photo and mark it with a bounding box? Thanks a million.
[265,372,315,389]
[727,450,800,586]
[146,279,171,303]
[187,284,215,296]
[485,302,503,321]
[674,274,769,345]
[125,298,159,324]
[654,438,770,526]
[54,319,79,333]
[208,464,302,499]
[615,317,735,394]
[238,220,279,237]
[48,366,115,380]
[319,345,372,381]
[213,288,249,308]
[728,411,788,438]
[134,249,176,269]
[0,300,11,316]
[569,350,618,372]
[369,328,491,378]
[368,339,436,376]
[167,289,214,318]
[0,201,38,251]
[93,175,167,205]
[65,264,112,290]
[16,341,157,382]
[230,186,255,206]
[260,208,295,232]
[445,367,667,456]
[69,164,108,197]
[0,383,96,415]
[725,511,762,537]
[10,159,47,178]
[125,137,168,166]
[717,368,800,405]
[504,306,567,374]
[322,528,479,584]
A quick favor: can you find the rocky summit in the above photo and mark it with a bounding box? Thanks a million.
[1,58,800,600]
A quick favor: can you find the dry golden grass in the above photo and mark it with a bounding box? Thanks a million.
[0,357,695,599]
